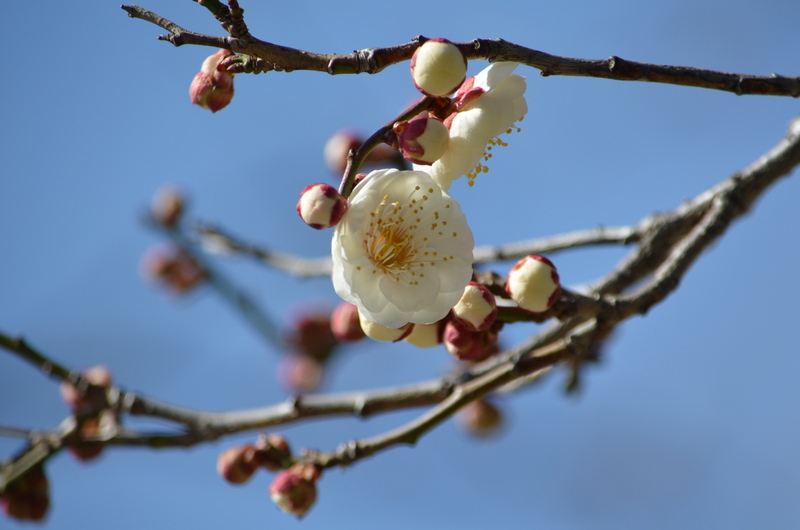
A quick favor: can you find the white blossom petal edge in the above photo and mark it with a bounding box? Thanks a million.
[413,62,528,190]
[332,169,475,329]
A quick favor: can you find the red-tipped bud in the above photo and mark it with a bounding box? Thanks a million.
[189,49,235,113]
[253,433,292,472]
[456,399,504,438]
[330,302,365,342]
[358,311,412,342]
[140,245,206,295]
[395,117,450,165]
[278,353,324,393]
[404,320,446,349]
[217,445,259,485]
[60,365,113,413]
[150,185,186,228]
[505,255,561,313]
[1,466,50,522]
[269,464,320,519]
[297,183,348,230]
[443,320,500,361]
[410,39,468,97]
[284,312,337,361]
[452,282,498,331]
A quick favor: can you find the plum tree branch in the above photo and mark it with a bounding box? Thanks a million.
[122,4,800,97]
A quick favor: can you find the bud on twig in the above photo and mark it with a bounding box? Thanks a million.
[297,183,348,230]
[150,185,186,228]
[269,463,321,519]
[217,445,259,485]
[395,117,450,165]
[189,49,236,112]
[410,39,467,97]
[253,433,292,472]
[506,255,561,313]
[451,281,498,331]
[456,399,504,438]
[1,466,50,522]
[330,302,365,342]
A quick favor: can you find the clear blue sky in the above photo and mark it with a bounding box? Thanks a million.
[1,0,799,528]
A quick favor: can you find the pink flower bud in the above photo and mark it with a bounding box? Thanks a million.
[269,464,320,519]
[505,255,561,313]
[150,185,186,228]
[330,302,365,342]
[141,246,206,295]
[456,399,504,438]
[217,445,259,485]
[444,320,500,361]
[358,311,412,342]
[452,282,497,331]
[403,320,445,349]
[410,39,467,97]
[395,117,450,165]
[284,312,337,361]
[253,433,292,472]
[189,49,236,112]
[278,353,324,393]
[1,466,50,522]
[60,365,113,413]
[296,183,348,230]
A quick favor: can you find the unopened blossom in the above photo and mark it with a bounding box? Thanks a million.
[150,185,186,228]
[451,281,497,331]
[444,319,502,361]
[269,464,320,519]
[332,169,474,329]
[358,310,412,342]
[1,466,49,522]
[410,39,467,97]
[414,62,527,190]
[297,183,348,230]
[395,117,450,165]
[189,49,235,113]
[456,399,504,438]
[506,254,561,313]
[217,445,259,485]
[404,321,445,349]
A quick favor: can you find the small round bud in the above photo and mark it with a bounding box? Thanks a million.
[269,464,320,519]
[410,39,468,97]
[358,311,412,342]
[395,117,450,165]
[278,354,324,393]
[403,320,445,349]
[253,433,292,472]
[140,245,206,295]
[456,399,504,438]
[60,365,113,413]
[505,255,561,313]
[330,302,365,342]
[443,320,500,361]
[452,282,497,332]
[217,445,259,485]
[1,466,50,522]
[324,130,362,174]
[190,49,235,113]
[150,185,186,228]
[297,183,348,230]
[284,312,337,361]
[68,417,104,462]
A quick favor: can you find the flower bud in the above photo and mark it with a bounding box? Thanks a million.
[456,399,504,438]
[403,320,445,348]
[217,445,259,485]
[189,49,235,113]
[395,117,450,165]
[443,319,500,361]
[358,311,412,342]
[278,353,324,393]
[296,183,348,230]
[140,245,206,295]
[150,185,186,228]
[269,464,320,519]
[324,130,362,174]
[505,255,561,313]
[410,39,467,97]
[253,433,292,472]
[60,365,113,414]
[452,281,497,331]
[330,302,365,342]
[1,466,49,522]
[68,416,104,462]
[284,312,337,361]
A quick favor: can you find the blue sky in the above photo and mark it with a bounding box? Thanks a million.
[1,0,799,528]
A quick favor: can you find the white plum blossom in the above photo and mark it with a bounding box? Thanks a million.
[332,169,474,329]
[414,62,528,190]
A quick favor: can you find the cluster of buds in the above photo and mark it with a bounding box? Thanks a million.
[189,49,236,113]
[60,365,116,462]
[506,255,561,313]
[1,467,50,522]
[296,183,348,230]
[217,433,292,485]
[269,462,321,519]
[140,245,206,295]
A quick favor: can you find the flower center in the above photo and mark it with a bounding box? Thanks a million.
[366,221,415,272]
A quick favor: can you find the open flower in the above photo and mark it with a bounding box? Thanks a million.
[414,62,527,190]
[332,169,474,329]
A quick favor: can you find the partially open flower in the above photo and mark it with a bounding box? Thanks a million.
[297,183,348,230]
[269,464,320,519]
[395,117,450,165]
[414,62,527,190]
[332,169,474,329]
[452,281,497,331]
[505,255,561,313]
[189,49,236,113]
[410,39,467,97]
